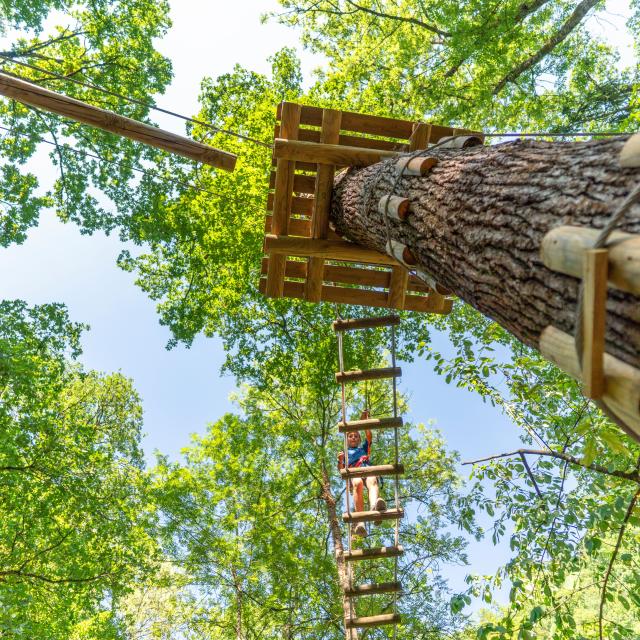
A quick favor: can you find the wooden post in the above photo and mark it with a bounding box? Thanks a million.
[265,102,301,297]
[305,109,342,302]
[0,72,236,171]
[581,249,608,399]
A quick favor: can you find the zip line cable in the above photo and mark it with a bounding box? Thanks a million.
[0,55,629,145]
[0,124,226,199]
[0,55,274,149]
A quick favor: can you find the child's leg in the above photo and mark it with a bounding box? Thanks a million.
[365,476,386,511]
[351,478,365,512]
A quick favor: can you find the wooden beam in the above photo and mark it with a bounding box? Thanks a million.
[274,137,397,167]
[342,508,404,523]
[335,367,402,384]
[332,315,400,331]
[344,582,402,597]
[346,614,401,629]
[264,234,399,265]
[342,545,404,562]
[541,226,640,295]
[0,72,236,172]
[337,417,403,433]
[582,249,608,399]
[340,464,404,479]
[540,325,640,438]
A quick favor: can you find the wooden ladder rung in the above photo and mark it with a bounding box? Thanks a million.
[346,614,401,629]
[332,315,400,332]
[335,367,401,384]
[343,545,404,562]
[344,581,402,597]
[343,507,404,523]
[340,464,404,479]
[338,417,403,433]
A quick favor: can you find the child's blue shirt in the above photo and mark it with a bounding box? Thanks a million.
[347,439,370,467]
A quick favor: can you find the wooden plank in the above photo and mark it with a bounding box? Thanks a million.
[387,266,409,309]
[265,102,301,297]
[344,582,402,597]
[340,464,405,479]
[0,72,237,172]
[264,217,343,239]
[264,235,399,266]
[409,122,430,150]
[269,171,316,194]
[272,157,318,172]
[332,315,400,331]
[337,417,403,433]
[306,109,342,302]
[266,194,314,216]
[294,127,407,152]
[346,614,401,629]
[259,278,451,313]
[582,249,609,399]
[540,326,640,439]
[274,138,397,166]
[343,508,404,523]
[335,367,402,384]
[343,545,404,562]
[541,226,640,295]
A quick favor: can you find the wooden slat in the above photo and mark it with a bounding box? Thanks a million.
[260,260,432,292]
[272,157,318,172]
[266,194,314,216]
[274,138,397,166]
[337,417,403,433]
[335,367,402,384]
[264,218,343,239]
[295,127,407,152]
[387,266,409,309]
[332,315,400,331]
[410,122,431,149]
[264,235,399,266]
[269,171,316,194]
[306,108,342,302]
[0,73,237,172]
[582,249,609,399]
[340,464,405,479]
[346,614,401,629]
[344,582,402,597]
[265,102,301,297]
[258,279,452,314]
[343,508,404,523]
[343,545,404,562]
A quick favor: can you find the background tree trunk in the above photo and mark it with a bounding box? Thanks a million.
[330,137,640,369]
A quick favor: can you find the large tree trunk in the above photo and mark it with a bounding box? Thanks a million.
[330,137,640,369]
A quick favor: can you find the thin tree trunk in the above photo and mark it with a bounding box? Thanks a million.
[330,136,640,368]
[320,463,358,640]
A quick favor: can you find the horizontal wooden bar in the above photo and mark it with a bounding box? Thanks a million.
[340,464,405,479]
[343,545,404,562]
[540,326,640,439]
[294,126,407,152]
[344,582,402,597]
[266,193,313,216]
[272,157,318,172]
[346,613,401,629]
[0,72,237,171]
[269,171,316,194]
[264,235,399,265]
[258,278,451,313]
[264,217,343,240]
[541,226,640,295]
[333,315,401,331]
[338,417,403,433]
[274,138,398,166]
[335,367,402,384]
[343,508,404,523]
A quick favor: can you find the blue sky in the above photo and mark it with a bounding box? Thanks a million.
[0,0,634,606]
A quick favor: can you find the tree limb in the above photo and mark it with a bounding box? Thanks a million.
[493,0,599,94]
[463,448,640,483]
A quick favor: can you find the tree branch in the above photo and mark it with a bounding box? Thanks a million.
[599,485,640,640]
[463,448,640,483]
[493,0,599,94]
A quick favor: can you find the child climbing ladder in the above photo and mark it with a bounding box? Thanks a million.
[337,409,387,538]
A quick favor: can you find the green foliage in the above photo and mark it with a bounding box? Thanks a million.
[0,301,158,638]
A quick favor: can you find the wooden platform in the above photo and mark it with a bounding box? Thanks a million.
[261,102,481,312]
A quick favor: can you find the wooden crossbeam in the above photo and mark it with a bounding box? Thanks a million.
[343,545,404,562]
[337,417,403,433]
[342,508,404,523]
[333,315,401,332]
[344,582,402,597]
[335,367,402,384]
[346,614,401,629]
[0,72,236,171]
[274,138,397,167]
[340,464,405,479]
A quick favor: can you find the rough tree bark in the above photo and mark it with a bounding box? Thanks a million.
[330,136,640,369]
[320,464,359,640]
